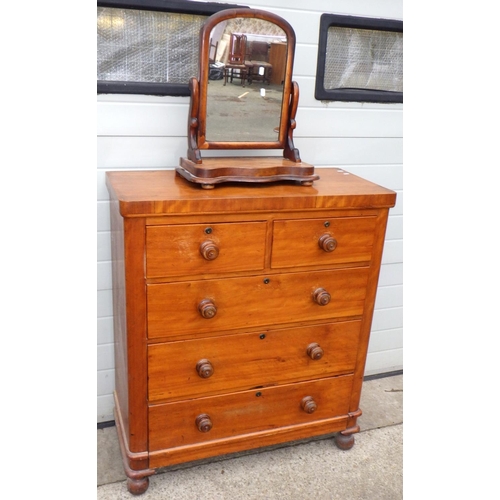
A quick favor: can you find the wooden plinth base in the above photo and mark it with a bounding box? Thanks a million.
[177,156,319,189]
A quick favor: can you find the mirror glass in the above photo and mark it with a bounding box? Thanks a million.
[205,17,287,142]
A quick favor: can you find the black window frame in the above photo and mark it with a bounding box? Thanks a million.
[314,14,403,103]
[97,0,246,96]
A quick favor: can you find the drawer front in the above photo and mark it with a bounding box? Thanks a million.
[271,216,376,269]
[149,375,353,451]
[148,320,361,402]
[147,267,369,339]
[146,222,267,278]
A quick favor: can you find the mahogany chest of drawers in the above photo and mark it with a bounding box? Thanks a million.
[106,168,396,494]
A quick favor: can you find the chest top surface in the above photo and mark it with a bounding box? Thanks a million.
[106,168,396,217]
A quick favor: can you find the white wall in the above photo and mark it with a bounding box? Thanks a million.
[97,0,403,423]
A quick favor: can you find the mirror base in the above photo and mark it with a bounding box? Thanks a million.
[177,156,319,188]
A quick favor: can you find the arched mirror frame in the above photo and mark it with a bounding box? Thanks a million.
[198,9,295,152]
[189,8,301,158]
[178,8,318,188]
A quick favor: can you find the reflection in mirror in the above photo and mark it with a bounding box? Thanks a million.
[206,18,287,142]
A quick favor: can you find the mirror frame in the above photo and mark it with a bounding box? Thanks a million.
[191,8,298,155]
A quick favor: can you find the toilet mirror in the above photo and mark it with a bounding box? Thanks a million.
[191,8,297,153]
[178,8,319,189]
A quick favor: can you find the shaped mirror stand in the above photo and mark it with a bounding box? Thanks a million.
[176,8,319,189]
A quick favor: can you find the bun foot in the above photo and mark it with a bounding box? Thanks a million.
[335,431,356,450]
[127,476,150,495]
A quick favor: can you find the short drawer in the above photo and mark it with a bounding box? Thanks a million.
[146,221,267,278]
[148,320,361,402]
[147,267,369,339]
[149,374,353,451]
[271,216,377,269]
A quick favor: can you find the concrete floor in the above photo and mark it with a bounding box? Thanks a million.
[97,373,402,499]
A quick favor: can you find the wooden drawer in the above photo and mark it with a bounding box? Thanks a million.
[146,221,267,278]
[149,374,353,451]
[148,320,361,402]
[147,267,369,339]
[271,216,376,269]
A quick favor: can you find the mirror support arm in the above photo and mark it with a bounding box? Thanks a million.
[283,81,301,163]
[187,77,202,164]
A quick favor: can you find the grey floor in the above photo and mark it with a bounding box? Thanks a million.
[206,78,283,142]
[97,373,402,499]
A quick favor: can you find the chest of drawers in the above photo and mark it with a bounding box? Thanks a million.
[106,168,396,495]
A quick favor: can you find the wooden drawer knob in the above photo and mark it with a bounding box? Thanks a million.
[313,288,331,306]
[301,396,317,414]
[195,414,213,433]
[200,241,219,261]
[307,343,324,360]
[198,299,217,319]
[318,234,337,252]
[196,359,214,378]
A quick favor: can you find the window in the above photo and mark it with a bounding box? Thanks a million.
[315,14,403,103]
[97,0,245,95]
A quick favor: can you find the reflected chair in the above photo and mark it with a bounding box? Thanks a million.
[247,40,273,85]
[223,33,253,87]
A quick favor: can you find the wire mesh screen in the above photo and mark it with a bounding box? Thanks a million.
[97,7,207,84]
[324,27,403,92]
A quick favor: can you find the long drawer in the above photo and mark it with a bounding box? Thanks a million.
[149,374,354,451]
[148,320,361,402]
[271,216,377,269]
[147,267,369,339]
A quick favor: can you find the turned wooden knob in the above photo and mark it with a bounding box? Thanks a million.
[301,396,317,414]
[195,414,213,433]
[200,241,219,261]
[198,299,217,319]
[307,342,324,360]
[313,288,331,306]
[318,234,337,252]
[196,359,214,378]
